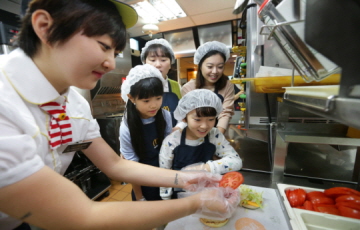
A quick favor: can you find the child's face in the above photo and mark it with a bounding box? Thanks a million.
[200,53,225,86]
[45,31,118,93]
[132,96,163,119]
[184,109,216,140]
[145,51,171,79]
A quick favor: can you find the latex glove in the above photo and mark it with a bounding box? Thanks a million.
[181,163,210,172]
[178,170,221,192]
[179,186,240,219]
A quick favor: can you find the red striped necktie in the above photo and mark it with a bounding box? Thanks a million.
[39,101,73,149]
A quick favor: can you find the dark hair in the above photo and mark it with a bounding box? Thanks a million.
[143,44,173,63]
[125,77,166,160]
[184,107,217,122]
[195,50,228,91]
[18,0,127,57]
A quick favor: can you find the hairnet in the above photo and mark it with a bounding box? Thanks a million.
[174,89,223,121]
[193,41,230,65]
[141,38,175,64]
[121,64,166,103]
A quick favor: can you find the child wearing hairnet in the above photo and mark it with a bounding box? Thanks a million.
[141,38,182,129]
[120,64,173,201]
[159,89,242,200]
[181,41,235,134]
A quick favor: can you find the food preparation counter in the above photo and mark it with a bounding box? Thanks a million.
[165,171,359,230]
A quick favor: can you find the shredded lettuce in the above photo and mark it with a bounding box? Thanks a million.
[239,185,264,208]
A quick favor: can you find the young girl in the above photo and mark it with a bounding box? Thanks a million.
[181,41,235,134]
[120,64,173,201]
[0,1,239,229]
[141,38,181,128]
[159,89,242,199]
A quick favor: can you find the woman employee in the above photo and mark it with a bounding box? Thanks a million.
[0,1,239,229]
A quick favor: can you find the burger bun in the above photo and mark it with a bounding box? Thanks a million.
[199,218,229,228]
[241,203,260,210]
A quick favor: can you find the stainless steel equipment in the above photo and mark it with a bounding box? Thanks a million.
[0,10,20,55]
[232,0,360,190]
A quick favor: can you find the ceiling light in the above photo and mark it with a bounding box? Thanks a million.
[132,0,186,23]
[142,24,160,38]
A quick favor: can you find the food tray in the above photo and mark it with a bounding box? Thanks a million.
[277,183,360,230]
[283,85,339,99]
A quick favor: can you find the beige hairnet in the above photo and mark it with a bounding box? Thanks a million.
[121,64,166,103]
[174,89,223,120]
[194,41,230,65]
[141,38,175,64]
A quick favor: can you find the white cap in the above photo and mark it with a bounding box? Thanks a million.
[174,89,223,121]
[194,41,230,65]
[141,38,175,64]
[121,64,166,103]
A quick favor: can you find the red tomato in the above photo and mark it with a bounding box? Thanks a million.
[336,201,360,211]
[309,196,334,205]
[285,188,306,207]
[335,195,360,204]
[324,187,360,198]
[303,200,314,211]
[306,191,327,200]
[313,204,340,215]
[338,205,360,219]
[219,171,244,189]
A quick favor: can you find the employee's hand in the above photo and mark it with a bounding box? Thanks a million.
[178,170,221,192]
[181,187,240,219]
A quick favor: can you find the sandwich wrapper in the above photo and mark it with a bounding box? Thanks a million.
[165,185,291,230]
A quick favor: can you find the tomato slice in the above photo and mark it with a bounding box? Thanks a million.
[219,171,244,189]
[335,195,360,204]
[313,204,340,215]
[324,187,360,198]
[306,191,327,200]
[309,196,334,205]
[285,188,306,207]
[336,201,360,211]
[338,205,360,219]
[303,200,314,211]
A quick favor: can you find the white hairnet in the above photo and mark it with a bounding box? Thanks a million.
[174,89,223,121]
[194,41,230,65]
[141,38,175,64]
[121,64,166,103]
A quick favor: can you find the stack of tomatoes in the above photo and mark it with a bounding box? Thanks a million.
[285,187,360,220]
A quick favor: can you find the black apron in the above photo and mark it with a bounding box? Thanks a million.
[131,121,162,201]
[171,128,216,198]
[162,81,179,127]
[214,88,224,127]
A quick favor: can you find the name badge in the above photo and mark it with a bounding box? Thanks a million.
[61,141,92,153]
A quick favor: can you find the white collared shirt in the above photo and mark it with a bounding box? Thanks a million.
[0,49,101,229]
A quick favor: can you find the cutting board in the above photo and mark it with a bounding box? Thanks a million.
[165,185,291,230]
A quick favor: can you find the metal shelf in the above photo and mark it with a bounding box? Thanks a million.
[283,96,360,130]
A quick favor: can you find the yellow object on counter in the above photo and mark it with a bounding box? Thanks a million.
[230,74,340,93]
[346,127,360,138]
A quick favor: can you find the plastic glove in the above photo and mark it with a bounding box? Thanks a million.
[178,186,240,219]
[178,169,221,192]
[181,162,210,172]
